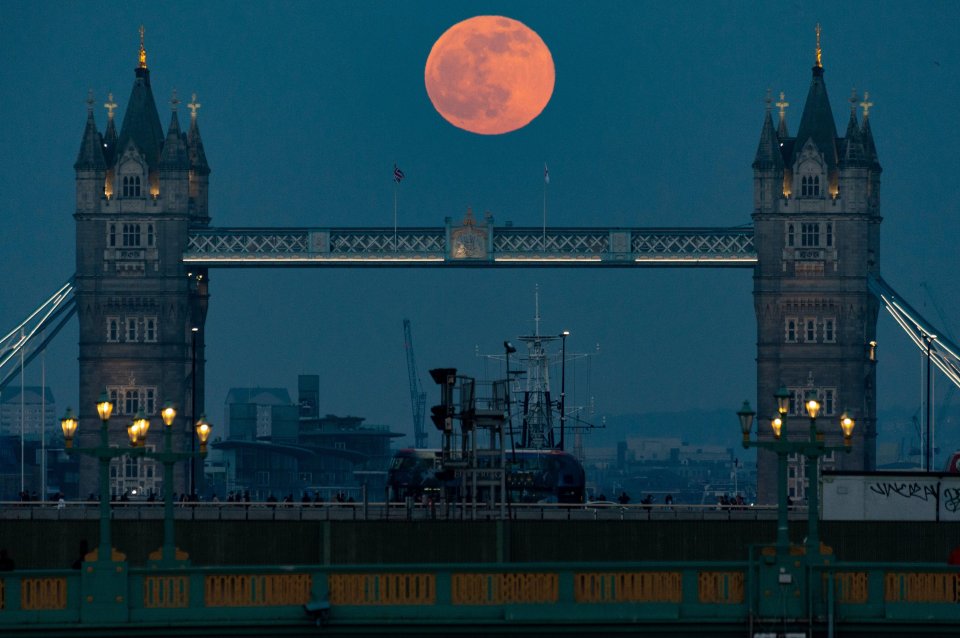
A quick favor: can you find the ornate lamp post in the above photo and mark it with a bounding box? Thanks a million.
[61,396,212,566]
[147,404,212,565]
[738,386,855,557]
[60,394,131,563]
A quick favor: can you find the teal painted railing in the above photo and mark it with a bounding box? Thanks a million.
[1,559,958,633]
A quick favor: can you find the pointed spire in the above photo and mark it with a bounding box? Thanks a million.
[753,90,783,170]
[75,90,106,170]
[792,25,838,170]
[775,91,790,138]
[860,92,880,169]
[117,26,165,170]
[840,88,867,167]
[187,92,210,175]
[160,90,189,170]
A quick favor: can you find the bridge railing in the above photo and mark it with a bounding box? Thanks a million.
[2,560,959,631]
[0,500,798,522]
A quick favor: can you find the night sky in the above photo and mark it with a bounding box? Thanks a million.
[1,2,958,452]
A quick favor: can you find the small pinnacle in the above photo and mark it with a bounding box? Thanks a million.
[86,89,94,113]
[775,91,789,122]
[104,92,117,120]
[860,91,874,118]
[188,93,202,119]
[171,89,180,111]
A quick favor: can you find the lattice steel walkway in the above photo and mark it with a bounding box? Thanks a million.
[183,219,757,267]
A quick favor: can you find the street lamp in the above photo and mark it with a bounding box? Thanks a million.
[61,396,212,566]
[559,330,569,451]
[148,403,211,565]
[738,387,855,558]
[61,392,127,563]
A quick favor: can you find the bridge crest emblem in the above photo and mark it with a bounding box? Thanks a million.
[450,208,487,260]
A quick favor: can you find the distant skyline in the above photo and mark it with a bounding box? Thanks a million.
[1,2,958,453]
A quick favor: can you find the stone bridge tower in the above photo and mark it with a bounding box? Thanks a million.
[752,31,881,503]
[73,33,210,497]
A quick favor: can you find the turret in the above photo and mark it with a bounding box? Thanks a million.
[74,92,106,214]
[859,93,882,215]
[159,93,190,212]
[186,93,211,223]
[752,91,783,215]
[838,90,869,209]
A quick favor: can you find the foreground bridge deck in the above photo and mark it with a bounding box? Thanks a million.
[2,558,958,635]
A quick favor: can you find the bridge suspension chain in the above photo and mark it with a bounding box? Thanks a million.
[868,275,960,390]
[0,280,76,392]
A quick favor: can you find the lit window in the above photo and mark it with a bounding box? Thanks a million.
[801,223,820,247]
[106,317,120,342]
[126,317,138,342]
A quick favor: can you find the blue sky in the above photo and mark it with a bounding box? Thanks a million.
[1,1,958,449]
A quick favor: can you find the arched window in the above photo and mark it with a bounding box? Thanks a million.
[786,223,795,247]
[121,175,142,198]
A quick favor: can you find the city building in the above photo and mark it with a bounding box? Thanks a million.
[213,375,402,500]
[0,386,57,441]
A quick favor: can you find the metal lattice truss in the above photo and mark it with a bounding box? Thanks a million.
[184,225,756,267]
[869,275,960,391]
[0,280,76,392]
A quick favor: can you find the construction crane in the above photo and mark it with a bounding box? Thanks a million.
[403,319,428,448]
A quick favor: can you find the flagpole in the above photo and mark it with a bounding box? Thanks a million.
[393,163,398,252]
[542,163,548,250]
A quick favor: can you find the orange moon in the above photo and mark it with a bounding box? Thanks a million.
[425,15,555,135]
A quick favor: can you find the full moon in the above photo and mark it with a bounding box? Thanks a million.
[425,15,555,135]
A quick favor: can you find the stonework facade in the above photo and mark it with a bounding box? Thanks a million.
[752,59,881,503]
[73,51,210,497]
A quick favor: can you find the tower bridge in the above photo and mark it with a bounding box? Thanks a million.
[11,34,960,508]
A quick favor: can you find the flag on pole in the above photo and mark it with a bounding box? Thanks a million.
[394,164,405,183]
[544,163,549,184]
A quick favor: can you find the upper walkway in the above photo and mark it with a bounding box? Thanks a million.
[183,224,757,267]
